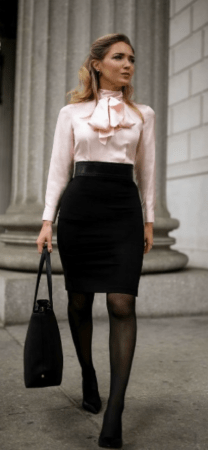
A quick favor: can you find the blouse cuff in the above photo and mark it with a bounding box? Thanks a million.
[144,210,155,223]
[42,206,57,223]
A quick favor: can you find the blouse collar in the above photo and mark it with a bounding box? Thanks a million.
[98,88,123,101]
[87,88,135,145]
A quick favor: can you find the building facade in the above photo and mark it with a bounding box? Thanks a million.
[0,0,207,324]
[167,0,208,269]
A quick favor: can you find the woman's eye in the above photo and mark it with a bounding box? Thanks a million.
[114,55,135,63]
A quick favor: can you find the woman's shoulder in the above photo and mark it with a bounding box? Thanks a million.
[132,102,155,117]
[59,100,96,118]
[130,101,155,118]
[59,103,81,114]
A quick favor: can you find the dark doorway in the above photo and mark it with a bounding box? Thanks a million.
[0,0,18,216]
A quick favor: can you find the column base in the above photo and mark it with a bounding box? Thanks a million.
[0,213,189,272]
[142,248,188,273]
[0,242,62,272]
[0,242,188,273]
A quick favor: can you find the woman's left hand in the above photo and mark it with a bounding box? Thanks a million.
[144,222,154,254]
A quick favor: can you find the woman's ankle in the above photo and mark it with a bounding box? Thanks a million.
[106,398,125,414]
[82,365,96,379]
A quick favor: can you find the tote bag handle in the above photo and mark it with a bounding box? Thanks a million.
[33,246,53,312]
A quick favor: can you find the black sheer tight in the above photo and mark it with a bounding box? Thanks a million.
[100,293,137,439]
[67,291,95,378]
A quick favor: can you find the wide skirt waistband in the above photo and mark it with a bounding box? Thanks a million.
[74,161,133,179]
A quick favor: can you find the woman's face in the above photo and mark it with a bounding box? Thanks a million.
[94,41,135,90]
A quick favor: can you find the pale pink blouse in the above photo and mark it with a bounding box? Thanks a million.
[42,88,156,223]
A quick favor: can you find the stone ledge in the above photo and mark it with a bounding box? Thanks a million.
[0,267,207,325]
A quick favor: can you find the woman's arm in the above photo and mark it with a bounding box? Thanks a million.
[134,105,156,253]
[144,222,154,254]
[37,106,74,253]
[42,105,74,223]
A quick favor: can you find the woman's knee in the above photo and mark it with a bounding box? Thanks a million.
[68,291,94,312]
[106,293,135,318]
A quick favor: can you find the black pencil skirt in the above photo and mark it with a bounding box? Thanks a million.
[57,161,144,297]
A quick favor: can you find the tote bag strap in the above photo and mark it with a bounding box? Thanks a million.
[33,246,53,312]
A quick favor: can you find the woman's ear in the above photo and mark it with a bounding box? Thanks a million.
[91,59,100,72]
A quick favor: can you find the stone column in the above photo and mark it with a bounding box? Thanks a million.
[0,0,78,271]
[135,0,188,272]
[0,0,188,273]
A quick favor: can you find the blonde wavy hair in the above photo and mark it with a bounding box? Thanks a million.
[66,33,144,123]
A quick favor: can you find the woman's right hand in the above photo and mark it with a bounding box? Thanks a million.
[36,220,53,253]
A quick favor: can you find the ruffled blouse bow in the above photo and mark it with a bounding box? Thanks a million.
[87,89,136,145]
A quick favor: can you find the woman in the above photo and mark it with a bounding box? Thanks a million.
[36,33,155,449]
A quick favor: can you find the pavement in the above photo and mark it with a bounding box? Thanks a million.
[0,315,208,450]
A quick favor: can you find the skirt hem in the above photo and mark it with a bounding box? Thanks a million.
[65,284,139,297]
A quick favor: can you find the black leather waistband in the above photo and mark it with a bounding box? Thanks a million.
[74,161,133,179]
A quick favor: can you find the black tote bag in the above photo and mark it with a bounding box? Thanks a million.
[23,246,63,388]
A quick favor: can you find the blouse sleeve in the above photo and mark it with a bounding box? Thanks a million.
[42,105,74,223]
[134,105,156,223]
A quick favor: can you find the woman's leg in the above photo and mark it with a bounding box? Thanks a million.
[99,292,137,440]
[67,291,101,413]
[67,291,95,376]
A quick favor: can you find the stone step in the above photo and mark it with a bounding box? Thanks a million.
[0,267,207,325]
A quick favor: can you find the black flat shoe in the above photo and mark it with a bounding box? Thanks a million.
[98,435,123,448]
[82,369,102,414]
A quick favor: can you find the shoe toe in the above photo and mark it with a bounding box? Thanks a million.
[82,399,101,414]
[98,435,122,448]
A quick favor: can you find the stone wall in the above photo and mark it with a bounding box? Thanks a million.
[167,0,208,268]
